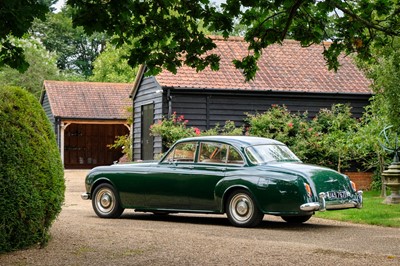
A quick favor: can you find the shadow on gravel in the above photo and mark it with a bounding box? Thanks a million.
[118,212,343,230]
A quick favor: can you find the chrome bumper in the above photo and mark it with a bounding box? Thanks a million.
[300,191,363,212]
[81,193,90,200]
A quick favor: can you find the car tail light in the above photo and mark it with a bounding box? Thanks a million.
[304,183,312,197]
[350,181,357,192]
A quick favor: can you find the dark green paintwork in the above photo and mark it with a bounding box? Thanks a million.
[84,136,361,216]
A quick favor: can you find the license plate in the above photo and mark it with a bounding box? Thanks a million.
[326,191,348,199]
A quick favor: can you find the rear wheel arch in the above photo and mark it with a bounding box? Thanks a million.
[222,186,248,212]
[221,185,261,212]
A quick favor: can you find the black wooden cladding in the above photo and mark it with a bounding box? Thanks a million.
[168,90,371,130]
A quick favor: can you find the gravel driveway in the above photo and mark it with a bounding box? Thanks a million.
[1,170,400,266]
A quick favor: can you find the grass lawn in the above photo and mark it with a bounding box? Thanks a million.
[315,191,400,227]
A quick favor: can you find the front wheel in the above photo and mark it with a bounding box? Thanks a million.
[92,183,124,218]
[281,215,312,224]
[226,189,264,227]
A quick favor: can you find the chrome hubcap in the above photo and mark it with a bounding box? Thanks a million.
[95,188,115,214]
[236,200,249,216]
[229,193,254,223]
[100,194,111,208]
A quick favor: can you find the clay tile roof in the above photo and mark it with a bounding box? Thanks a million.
[43,80,132,120]
[155,37,371,94]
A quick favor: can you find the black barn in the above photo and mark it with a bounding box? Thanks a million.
[131,37,372,161]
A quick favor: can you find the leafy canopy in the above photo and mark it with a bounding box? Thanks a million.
[69,0,400,80]
[31,7,108,77]
[0,0,55,72]
[0,38,60,99]
[90,42,138,83]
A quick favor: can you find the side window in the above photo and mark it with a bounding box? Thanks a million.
[227,146,244,165]
[164,142,197,163]
[198,142,243,165]
[199,142,227,164]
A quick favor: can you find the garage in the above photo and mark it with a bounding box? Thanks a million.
[41,80,132,168]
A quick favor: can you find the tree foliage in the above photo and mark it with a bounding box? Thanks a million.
[90,42,137,83]
[69,0,400,80]
[369,44,400,130]
[0,0,55,72]
[0,38,60,99]
[31,7,108,77]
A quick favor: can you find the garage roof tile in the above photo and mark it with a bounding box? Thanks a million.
[43,81,132,120]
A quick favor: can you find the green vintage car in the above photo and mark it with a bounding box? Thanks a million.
[82,136,363,227]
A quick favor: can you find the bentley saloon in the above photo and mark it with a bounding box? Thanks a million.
[82,136,363,227]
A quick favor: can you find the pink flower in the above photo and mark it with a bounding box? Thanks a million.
[308,128,313,132]
[194,127,201,135]
[288,122,293,128]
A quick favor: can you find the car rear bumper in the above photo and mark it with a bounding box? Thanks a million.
[300,191,363,212]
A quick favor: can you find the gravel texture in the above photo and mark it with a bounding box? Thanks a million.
[1,170,400,265]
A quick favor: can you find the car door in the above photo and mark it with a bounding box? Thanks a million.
[144,141,197,209]
[185,142,245,211]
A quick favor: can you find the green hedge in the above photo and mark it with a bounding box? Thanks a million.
[0,86,65,252]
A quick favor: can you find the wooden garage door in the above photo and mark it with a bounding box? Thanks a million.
[64,124,129,169]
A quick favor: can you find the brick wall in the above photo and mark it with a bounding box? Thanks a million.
[344,172,373,190]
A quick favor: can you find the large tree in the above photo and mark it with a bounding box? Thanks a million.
[0,0,55,72]
[68,0,400,80]
[0,38,60,99]
[31,7,108,77]
[368,39,400,130]
[90,42,137,83]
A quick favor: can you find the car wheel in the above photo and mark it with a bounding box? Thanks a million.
[226,189,264,227]
[92,183,124,218]
[281,215,312,224]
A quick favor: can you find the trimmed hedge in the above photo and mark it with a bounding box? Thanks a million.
[0,86,65,252]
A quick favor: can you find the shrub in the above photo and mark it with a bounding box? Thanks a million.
[246,105,307,148]
[150,112,200,149]
[0,86,65,252]
[202,121,244,136]
[246,104,359,172]
[308,104,358,171]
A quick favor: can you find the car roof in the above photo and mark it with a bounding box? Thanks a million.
[177,136,284,147]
